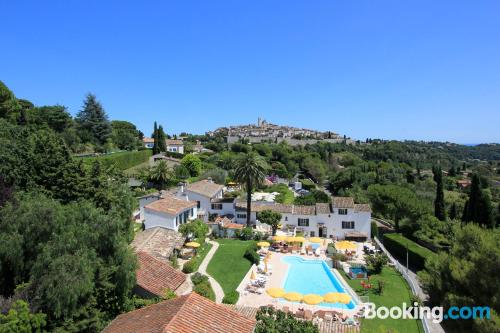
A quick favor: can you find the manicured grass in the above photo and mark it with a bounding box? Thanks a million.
[190,240,213,272]
[341,267,424,333]
[206,239,255,295]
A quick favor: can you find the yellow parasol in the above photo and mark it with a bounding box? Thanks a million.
[257,241,271,247]
[323,292,342,303]
[272,235,286,241]
[286,236,297,243]
[310,237,322,243]
[335,241,357,251]
[266,288,285,298]
[284,292,303,302]
[302,294,324,305]
[294,236,305,243]
[185,241,200,248]
[338,293,351,304]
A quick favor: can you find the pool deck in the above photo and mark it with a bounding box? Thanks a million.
[236,250,362,317]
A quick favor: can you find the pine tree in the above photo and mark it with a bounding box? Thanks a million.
[157,125,167,152]
[434,166,446,221]
[152,121,160,155]
[75,94,111,145]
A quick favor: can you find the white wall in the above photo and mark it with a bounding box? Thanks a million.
[208,201,235,216]
[139,195,161,220]
[144,209,177,230]
[167,145,184,154]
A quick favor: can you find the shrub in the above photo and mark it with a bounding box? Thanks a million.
[371,221,379,239]
[193,281,215,301]
[191,272,208,286]
[244,248,260,266]
[163,288,177,300]
[222,290,240,304]
[182,259,196,274]
[169,254,179,269]
[300,179,316,191]
[383,233,437,271]
[236,227,254,240]
[365,253,388,275]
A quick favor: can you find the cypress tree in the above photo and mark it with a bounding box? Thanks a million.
[157,125,167,152]
[465,174,481,222]
[434,166,446,221]
[152,121,159,155]
[465,174,494,227]
[449,202,457,220]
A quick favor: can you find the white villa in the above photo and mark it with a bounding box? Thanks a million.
[166,139,184,154]
[139,180,372,241]
[141,138,185,154]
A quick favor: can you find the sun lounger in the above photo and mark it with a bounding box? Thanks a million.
[304,310,313,320]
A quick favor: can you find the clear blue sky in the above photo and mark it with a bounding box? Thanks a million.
[1,1,499,143]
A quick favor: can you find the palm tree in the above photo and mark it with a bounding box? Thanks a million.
[234,152,267,227]
[149,160,172,190]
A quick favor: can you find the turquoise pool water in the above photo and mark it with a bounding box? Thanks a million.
[281,256,356,309]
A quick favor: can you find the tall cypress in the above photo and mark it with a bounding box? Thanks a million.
[157,125,167,152]
[434,166,446,221]
[449,202,457,220]
[152,121,159,155]
[465,174,494,227]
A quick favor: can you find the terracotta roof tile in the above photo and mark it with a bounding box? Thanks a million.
[332,197,355,208]
[145,195,197,216]
[103,293,256,333]
[132,227,185,262]
[315,203,332,214]
[185,179,224,198]
[166,139,184,145]
[136,252,186,296]
[143,137,154,143]
[293,205,316,215]
[354,204,372,213]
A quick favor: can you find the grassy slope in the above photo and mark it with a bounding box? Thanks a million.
[341,267,424,333]
[206,239,255,295]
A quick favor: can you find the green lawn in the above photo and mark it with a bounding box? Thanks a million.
[190,240,213,272]
[206,239,255,295]
[341,267,424,333]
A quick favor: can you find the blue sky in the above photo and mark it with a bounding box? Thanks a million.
[1,1,499,143]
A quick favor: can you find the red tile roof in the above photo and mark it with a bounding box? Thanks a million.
[136,252,186,297]
[145,195,197,216]
[185,179,224,198]
[354,204,372,213]
[166,139,184,146]
[143,137,155,143]
[103,292,256,333]
[332,197,355,208]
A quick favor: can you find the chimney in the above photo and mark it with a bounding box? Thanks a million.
[178,182,186,193]
[207,177,213,183]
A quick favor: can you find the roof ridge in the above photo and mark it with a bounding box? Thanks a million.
[162,293,200,332]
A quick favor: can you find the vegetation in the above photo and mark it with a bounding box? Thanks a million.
[181,154,202,177]
[383,233,437,271]
[341,267,423,333]
[190,273,215,302]
[365,253,388,275]
[77,149,152,170]
[258,209,282,235]
[234,152,268,226]
[255,306,319,333]
[178,219,209,240]
[206,239,255,295]
[181,240,212,273]
[419,224,500,333]
[222,290,240,305]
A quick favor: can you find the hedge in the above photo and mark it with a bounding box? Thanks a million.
[383,233,437,271]
[78,150,152,170]
[193,280,216,302]
[222,290,240,304]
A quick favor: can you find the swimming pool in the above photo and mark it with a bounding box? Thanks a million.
[281,256,357,309]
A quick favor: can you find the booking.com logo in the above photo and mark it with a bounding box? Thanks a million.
[365,303,491,323]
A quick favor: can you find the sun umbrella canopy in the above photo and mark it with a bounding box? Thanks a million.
[338,293,351,304]
[284,292,303,302]
[294,236,305,243]
[309,237,322,243]
[335,241,357,251]
[257,241,271,247]
[272,235,286,241]
[266,288,285,298]
[323,292,342,303]
[302,294,323,305]
[185,241,200,248]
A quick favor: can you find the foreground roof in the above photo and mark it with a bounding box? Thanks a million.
[136,252,186,296]
[132,227,185,261]
[185,179,224,198]
[332,197,355,208]
[103,292,256,333]
[354,204,372,213]
[145,195,197,216]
